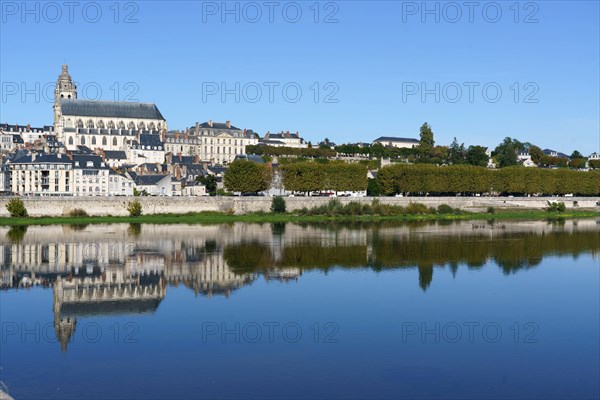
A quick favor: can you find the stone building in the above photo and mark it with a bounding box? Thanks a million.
[372,136,419,149]
[52,65,167,149]
[164,121,259,164]
[9,153,73,196]
[263,131,308,148]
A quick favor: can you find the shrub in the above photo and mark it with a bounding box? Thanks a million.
[487,206,496,214]
[127,200,143,217]
[405,202,429,215]
[68,208,88,217]
[6,198,28,218]
[271,196,286,213]
[437,204,454,214]
[546,201,566,213]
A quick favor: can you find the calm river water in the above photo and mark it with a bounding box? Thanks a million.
[1,220,599,399]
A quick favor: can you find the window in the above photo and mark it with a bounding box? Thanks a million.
[92,136,97,145]
[113,137,117,146]
[81,136,86,145]
[68,137,73,145]
[102,137,107,146]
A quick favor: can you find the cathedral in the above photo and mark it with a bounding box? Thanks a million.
[53,65,167,151]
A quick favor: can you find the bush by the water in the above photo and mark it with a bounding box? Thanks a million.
[487,206,496,214]
[546,201,566,213]
[271,196,286,213]
[127,200,143,217]
[297,199,463,217]
[6,198,28,217]
[68,208,89,217]
[436,204,455,214]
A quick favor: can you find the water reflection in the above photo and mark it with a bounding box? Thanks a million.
[1,220,599,351]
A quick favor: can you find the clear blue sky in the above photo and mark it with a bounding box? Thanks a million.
[1,1,599,154]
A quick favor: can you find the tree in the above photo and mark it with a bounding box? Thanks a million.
[196,174,217,195]
[271,196,286,213]
[529,145,544,165]
[417,122,435,159]
[493,137,522,168]
[224,160,271,194]
[466,145,489,167]
[127,200,142,217]
[571,150,584,159]
[448,137,466,165]
[6,198,28,217]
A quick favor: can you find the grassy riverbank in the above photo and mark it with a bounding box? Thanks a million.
[1,209,599,226]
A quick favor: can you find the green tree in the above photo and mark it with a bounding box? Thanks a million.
[493,137,522,168]
[6,198,28,217]
[529,145,544,165]
[417,122,435,159]
[127,200,143,217]
[271,196,286,213]
[571,150,584,159]
[224,160,271,194]
[466,145,489,167]
[448,137,466,165]
[196,174,217,195]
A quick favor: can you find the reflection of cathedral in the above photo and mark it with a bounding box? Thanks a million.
[52,265,165,351]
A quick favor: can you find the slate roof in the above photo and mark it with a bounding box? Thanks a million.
[11,153,71,164]
[131,134,164,148]
[234,154,264,163]
[104,150,127,159]
[72,154,109,169]
[133,174,170,186]
[266,132,301,139]
[60,99,165,120]
[373,136,419,143]
[195,121,241,131]
[60,298,162,317]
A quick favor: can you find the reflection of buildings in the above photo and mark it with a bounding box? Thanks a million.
[52,264,165,351]
[2,220,599,348]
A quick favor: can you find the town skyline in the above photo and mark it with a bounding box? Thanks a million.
[1,2,599,154]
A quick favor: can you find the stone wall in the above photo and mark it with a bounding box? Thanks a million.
[0,196,599,217]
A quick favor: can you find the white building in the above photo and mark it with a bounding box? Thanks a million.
[108,170,135,196]
[52,65,167,149]
[263,131,308,148]
[72,155,110,197]
[130,173,171,196]
[164,121,259,164]
[9,153,73,196]
[372,136,419,149]
[127,133,165,166]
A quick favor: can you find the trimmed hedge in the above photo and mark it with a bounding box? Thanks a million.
[376,164,600,196]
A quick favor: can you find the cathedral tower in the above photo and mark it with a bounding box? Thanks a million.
[53,64,77,130]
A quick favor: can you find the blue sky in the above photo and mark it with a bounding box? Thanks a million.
[1,1,599,154]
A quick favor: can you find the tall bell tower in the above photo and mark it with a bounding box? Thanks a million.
[53,64,77,132]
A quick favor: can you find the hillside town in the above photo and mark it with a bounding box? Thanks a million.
[1,65,599,198]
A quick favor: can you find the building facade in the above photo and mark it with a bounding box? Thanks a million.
[164,121,259,164]
[52,65,167,149]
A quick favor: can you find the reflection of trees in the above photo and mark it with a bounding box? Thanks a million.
[223,230,600,290]
[6,226,27,243]
[128,223,142,237]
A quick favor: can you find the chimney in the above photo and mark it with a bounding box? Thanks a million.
[208,120,213,128]
[195,122,199,130]
[179,152,182,162]
[185,131,189,139]
[101,149,106,161]
[175,131,180,139]
[26,124,30,131]
[226,120,231,128]
[161,130,166,142]
[194,154,199,164]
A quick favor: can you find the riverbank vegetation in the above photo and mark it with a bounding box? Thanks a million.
[2,199,599,226]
